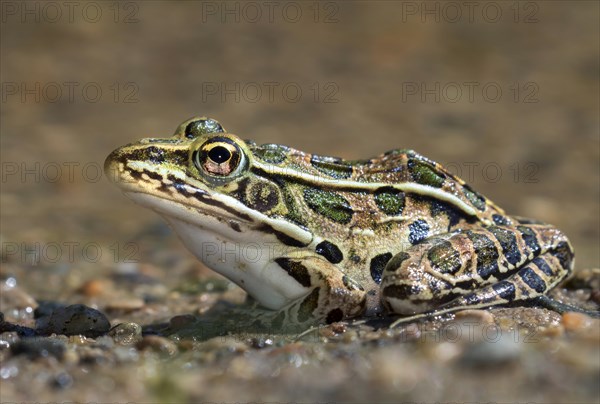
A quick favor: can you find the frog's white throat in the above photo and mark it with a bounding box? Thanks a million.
[124,191,310,310]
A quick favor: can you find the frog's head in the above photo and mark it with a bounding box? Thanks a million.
[105,117,314,309]
[106,116,295,225]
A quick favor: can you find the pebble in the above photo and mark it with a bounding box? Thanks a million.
[248,337,274,349]
[0,282,38,312]
[78,279,111,297]
[34,301,66,319]
[104,298,145,312]
[457,334,522,368]
[136,335,178,357]
[169,314,198,330]
[37,304,111,338]
[51,372,73,389]
[561,312,593,331]
[108,322,142,345]
[454,309,495,325]
[11,337,66,360]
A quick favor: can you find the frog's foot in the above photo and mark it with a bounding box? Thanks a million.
[382,223,598,327]
[246,255,368,331]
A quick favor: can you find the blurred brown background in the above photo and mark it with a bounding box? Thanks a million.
[2,1,598,267]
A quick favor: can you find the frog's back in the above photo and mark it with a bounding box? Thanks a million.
[250,144,503,224]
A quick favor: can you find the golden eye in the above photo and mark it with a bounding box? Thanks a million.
[194,137,244,177]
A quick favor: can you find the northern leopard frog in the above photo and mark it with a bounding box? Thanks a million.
[105,117,590,328]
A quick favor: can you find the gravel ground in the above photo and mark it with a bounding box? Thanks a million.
[1,2,598,403]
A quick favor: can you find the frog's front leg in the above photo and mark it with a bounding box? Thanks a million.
[256,254,367,328]
[382,222,575,318]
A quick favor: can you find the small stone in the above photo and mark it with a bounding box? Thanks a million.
[454,309,495,325]
[330,322,347,334]
[34,301,66,319]
[37,304,111,338]
[169,314,197,330]
[108,322,142,345]
[0,282,38,312]
[11,337,66,360]
[458,334,522,368]
[538,323,565,338]
[561,312,593,331]
[104,298,145,312]
[248,337,274,349]
[51,372,73,389]
[113,346,139,363]
[136,335,178,357]
[78,279,111,297]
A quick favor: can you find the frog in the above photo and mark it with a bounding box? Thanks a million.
[104,117,598,329]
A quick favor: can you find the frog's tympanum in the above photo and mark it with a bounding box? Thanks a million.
[105,117,596,328]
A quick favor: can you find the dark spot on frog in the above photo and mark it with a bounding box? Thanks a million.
[144,170,163,182]
[492,281,516,300]
[128,170,143,180]
[382,284,414,300]
[516,225,541,257]
[465,230,499,279]
[315,240,343,264]
[408,220,430,245]
[385,251,411,272]
[488,226,521,266]
[141,146,166,164]
[427,240,462,275]
[407,158,445,188]
[245,181,280,212]
[492,214,511,226]
[229,221,242,232]
[374,187,405,216]
[532,257,554,276]
[550,241,573,270]
[303,188,353,224]
[275,258,311,287]
[463,184,487,211]
[370,252,393,284]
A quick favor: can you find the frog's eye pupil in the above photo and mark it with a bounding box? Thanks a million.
[208,146,231,164]
[194,137,245,179]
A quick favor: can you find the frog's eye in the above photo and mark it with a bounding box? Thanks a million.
[193,137,245,178]
[184,118,224,139]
